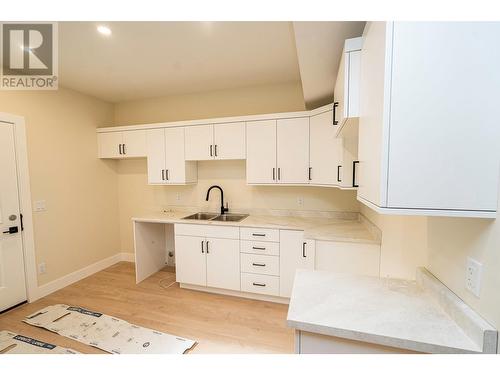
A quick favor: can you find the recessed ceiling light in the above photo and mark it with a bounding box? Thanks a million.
[97,25,112,36]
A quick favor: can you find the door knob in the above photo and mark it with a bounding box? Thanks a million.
[2,226,19,234]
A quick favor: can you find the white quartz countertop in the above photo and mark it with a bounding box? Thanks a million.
[131,210,380,245]
[287,269,497,354]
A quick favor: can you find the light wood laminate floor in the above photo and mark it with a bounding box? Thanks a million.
[0,262,293,353]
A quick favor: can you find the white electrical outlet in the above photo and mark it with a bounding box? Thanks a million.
[38,262,46,275]
[297,197,304,206]
[176,193,181,201]
[465,257,482,297]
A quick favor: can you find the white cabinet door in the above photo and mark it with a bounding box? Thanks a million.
[164,127,186,183]
[277,118,310,184]
[246,120,277,184]
[333,52,346,128]
[213,122,246,160]
[175,235,207,286]
[279,230,315,298]
[98,132,122,158]
[122,130,146,158]
[185,124,214,161]
[206,238,240,290]
[347,50,361,118]
[146,128,166,184]
[309,110,343,185]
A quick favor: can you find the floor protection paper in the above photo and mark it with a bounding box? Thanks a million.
[0,330,79,354]
[23,304,196,354]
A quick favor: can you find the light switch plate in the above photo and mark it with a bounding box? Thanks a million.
[465,257,482,297]
[38,262,46,275]
[34,200,47,212]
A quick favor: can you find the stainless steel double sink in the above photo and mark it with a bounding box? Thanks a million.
[182,212,249,222]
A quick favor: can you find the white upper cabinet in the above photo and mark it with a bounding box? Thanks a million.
[146,127,197,185]
[309,109,343,186]
[98,130,146,158]
[246,120,277,184]
[358,22,500,218]
[277,118,310,184]
[184,124,214,161]
[333,37,362,137]
[213,122,246,159]
[185,123,246,161]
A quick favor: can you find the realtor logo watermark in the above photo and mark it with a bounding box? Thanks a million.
[1,22,58,90]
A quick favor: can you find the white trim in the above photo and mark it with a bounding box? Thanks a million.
[357,196,496,219]
[0,112,39,305]
[34,252,133,300]
[97,103,334,133]
[120,252,135,262]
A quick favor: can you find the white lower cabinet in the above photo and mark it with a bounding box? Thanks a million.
[241,273,280,296]
[279,230,315,298]
[175,224,240,290]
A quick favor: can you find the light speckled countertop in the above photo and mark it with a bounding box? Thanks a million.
[287,268,497,354]
[131,210,381,245]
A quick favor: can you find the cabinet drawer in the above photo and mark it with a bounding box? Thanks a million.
[241,273,280,296]
[240,240,279,256]
[174,223,239,239]
[241,253,279,276]
[240,227,279,242]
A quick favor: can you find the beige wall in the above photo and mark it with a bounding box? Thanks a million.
[0,88,120,285]
[113,82,306,126]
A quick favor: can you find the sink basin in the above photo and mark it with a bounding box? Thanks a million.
[212,214,249,222]
[182,212,218,220]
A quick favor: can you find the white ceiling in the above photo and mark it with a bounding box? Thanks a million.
[59,22,301,103]
[293,21,366,109]
[58,21,365,105]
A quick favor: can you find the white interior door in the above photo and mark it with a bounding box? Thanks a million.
[206,237,240,290]
[184,125,214,161]
[277,118,310,184]
[146,129,166,184]
[0,121,27,312]
[213,122,246,160]
[246,120,277,184]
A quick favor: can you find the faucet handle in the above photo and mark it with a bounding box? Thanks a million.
[224,202,229,213]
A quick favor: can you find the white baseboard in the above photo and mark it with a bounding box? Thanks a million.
[32,252,135,302]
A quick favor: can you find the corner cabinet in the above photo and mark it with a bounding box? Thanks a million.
[357,22,500,218]
[146,128,197,185]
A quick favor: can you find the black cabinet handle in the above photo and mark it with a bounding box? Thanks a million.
[206,241,209,254]
[122,144,126,155]
[337,165,342,182]
[308,167,312,181]
[166,169,169,181]
[302,242,307,258]
[352,161,359,188]
[278,167,281,181]
[253,282,266,287]
[118,144,122,155]
[252,263,266,267]
[214,144,218,157]
[333,102,339,125]
[272,167,275,181]
[210,144,213,157]
[201,240,204,253]
[252,246,266,250]
[161,169,165,181]
[252,233,265,237]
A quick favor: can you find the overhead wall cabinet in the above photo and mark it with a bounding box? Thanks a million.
[184,122,246,161]
[333,37,362,138]
[146,128,197,185]
[98,130,146,158]
[357,22,500,218]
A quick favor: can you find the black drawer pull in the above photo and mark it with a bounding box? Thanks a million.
[333,102,339,125]
[252,263,266,267]
[302,242,306,258]
[337,165,342,182]
[252,233,265,237]
[252,246,266,250]
[252,282,266,287]
[352,160,359,188]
